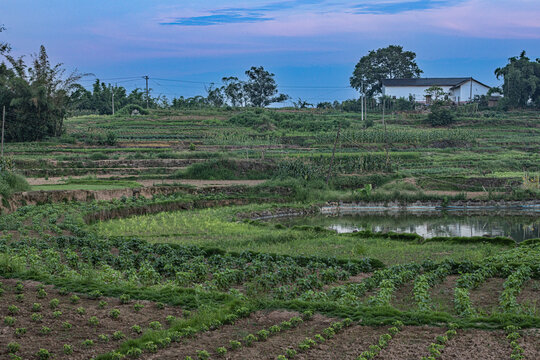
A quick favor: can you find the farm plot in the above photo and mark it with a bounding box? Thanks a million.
[0,278,183,360]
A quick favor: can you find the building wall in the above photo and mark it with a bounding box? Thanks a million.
[382,85,453,102]
[457,80,490,103]
[383,81,490,103]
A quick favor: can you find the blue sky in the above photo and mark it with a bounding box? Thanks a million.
[1,0,539,105]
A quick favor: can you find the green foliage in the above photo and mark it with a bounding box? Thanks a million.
[426,107,455,127]
[36,349,52,360]
[1,45,82,141]
[7,342,20,353]
[49,298,60,309]
[88,316,100,326]
[495,51,540,108]
[196,350,210,360]
[109,308,121,319]
[63,344,73,355]
[117,104,149,116]
[112,331,125,340]
[0,171,29,198]
[350,45,423,96]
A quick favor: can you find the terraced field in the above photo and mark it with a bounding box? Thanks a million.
[0,108,539,359]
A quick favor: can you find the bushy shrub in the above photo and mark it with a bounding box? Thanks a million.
[426,106,455,126]
[117,104,149,116]
[0,171,30,198]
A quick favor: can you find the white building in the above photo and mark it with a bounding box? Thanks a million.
[382,77,490,104]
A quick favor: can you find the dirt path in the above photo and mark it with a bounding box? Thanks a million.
[27,176,266,188]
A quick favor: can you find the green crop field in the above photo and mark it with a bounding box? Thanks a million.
[0,108,539,359]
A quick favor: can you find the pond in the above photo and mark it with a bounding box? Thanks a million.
[276,209,540,242]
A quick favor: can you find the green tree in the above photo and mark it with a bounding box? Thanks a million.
[350,45,423,96]
[1,45,84,141]
[205,83,225,107]
[222,77,246,107]
[495,51,540,108]
[243,66,288,107]
[424,86,447,102]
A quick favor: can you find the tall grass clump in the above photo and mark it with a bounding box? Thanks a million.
[0,171,30,198]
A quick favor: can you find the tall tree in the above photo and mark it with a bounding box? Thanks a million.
[243,66,288,107]
[222,76,246,107]
[205,83,225,107]
[495,51,540,108]
[350,45,423,97]
[1,45,84,140]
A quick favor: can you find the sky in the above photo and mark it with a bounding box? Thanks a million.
[1,0,540,105]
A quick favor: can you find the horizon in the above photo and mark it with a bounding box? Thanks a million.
[1,0,539,106]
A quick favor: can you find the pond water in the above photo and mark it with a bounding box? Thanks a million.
[277,211,540,242]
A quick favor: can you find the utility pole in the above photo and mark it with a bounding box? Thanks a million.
[1,106,5,159]
[360,81,364,122]
[470,76,473,102]
[111,86,115,115]
[143,75,149,109]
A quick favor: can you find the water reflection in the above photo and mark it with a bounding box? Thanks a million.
[280,213,540,242]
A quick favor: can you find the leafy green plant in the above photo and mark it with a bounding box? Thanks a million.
[112,331,125,340]
[257,329,270,341]
[286,348,297,358]
[49,298,60,309]
[70,295,80,304]
[36,349,52,360]
[32,303,42,312]
[98,334,110,342]
[4,316,16,326]
[88,316,100,326]
[216,346,227,357]
[133,303,144,312]
[244,334,256,346]
[110,308,121,319]
[126,347,142,358]
[15,328,26,337]
[82,339,94,347]
[8,305,19,314]
[31,313,43,322]
[120,294,131,304]
[131,324,142,334]
[63,344,73,355]
[76,307,86,315]
[229,340,241,350]
[37,288,47,299]
[149,321,162,330]
[99,300,108,309]
[62,321,72,330]
[7,342,20,353]
[52,311,62,318]
[196,350,210,360]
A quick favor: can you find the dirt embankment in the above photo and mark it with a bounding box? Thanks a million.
[0,185,291,215]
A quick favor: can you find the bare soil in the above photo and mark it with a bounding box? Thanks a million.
[517,279,540,314]
[232,314,336,360]
[440,329,510,359]
[0,278,182,360]
[295,325,388,360]
[143,310,306,360]
[377,326,446,360]
[27,176,265,188]
[521,328,540,359]
[470,277,505,314]
[391,282,415,311]
[430,275,457,314]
